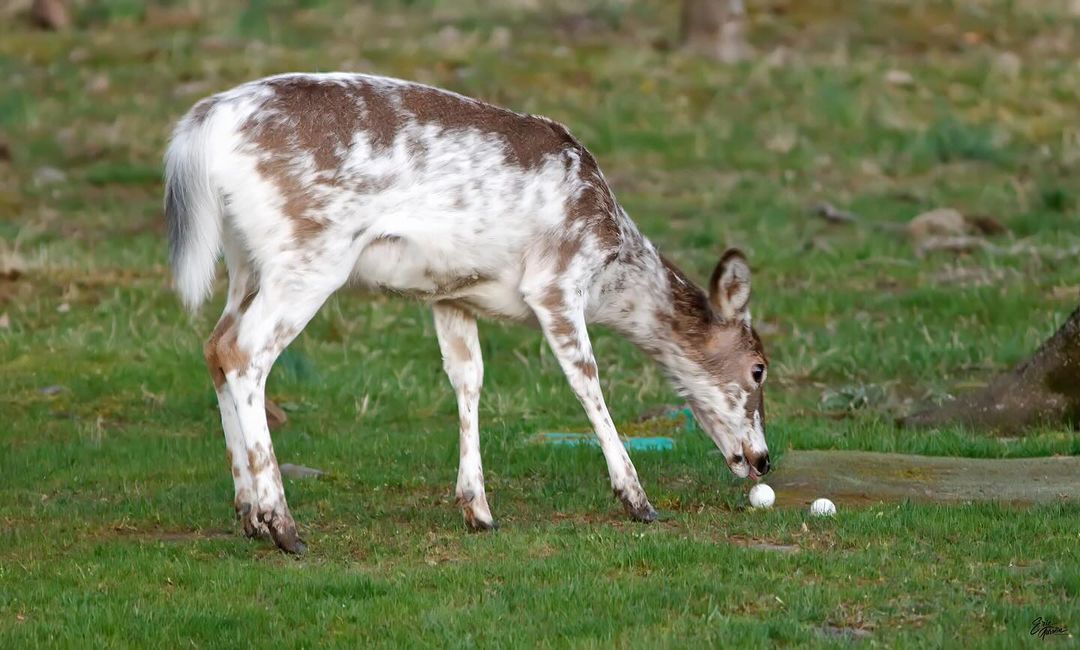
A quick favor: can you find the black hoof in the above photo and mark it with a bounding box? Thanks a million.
[615,489,658,523]
[269,520,306,555]
[463,511,499,533]
[627,503,659,523]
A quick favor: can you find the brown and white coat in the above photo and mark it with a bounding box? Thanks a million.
[165,73,770,553]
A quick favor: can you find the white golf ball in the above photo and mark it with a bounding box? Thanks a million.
[748,483,775,509]
[810,498,836,517]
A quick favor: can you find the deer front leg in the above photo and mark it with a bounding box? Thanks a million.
[433,303,496,531]
[523,284,658,523]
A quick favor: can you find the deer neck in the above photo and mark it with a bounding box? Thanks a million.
[591,236,713,367]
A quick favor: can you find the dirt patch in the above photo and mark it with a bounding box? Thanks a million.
[820,624,873,641]
[729,535,800,553]
[109,525,235,543]
[149,530,235,543]
[770,450,1080,507]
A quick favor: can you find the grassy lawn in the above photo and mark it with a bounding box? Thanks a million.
[1,0,1078,646]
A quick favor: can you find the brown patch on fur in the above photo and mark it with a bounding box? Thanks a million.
[541,285,563,312]
[204,326,229,389]
[658,256,715,347]
[594,212,622,252]
[217,333,251,381]
[238,288,259,314]
[540,285,578,343]
[568,186,620,251]
[240,77,383,243]
[399,86,578,170]
[450,336,472,362]
[550,314,577,346]
[249,77,366,171]
[204,314,250,389]
[561,143,622,257]
[460,414,471,432]
[349,81,404,153]
[250,153,329,242]
[248,444,270,475]
[189,97,219,125]
[575,359,598,379]
[554,237,581,274]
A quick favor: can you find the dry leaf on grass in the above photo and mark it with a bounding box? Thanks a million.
[265,399,288,430]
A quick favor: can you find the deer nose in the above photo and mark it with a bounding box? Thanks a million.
[753,453,771,476]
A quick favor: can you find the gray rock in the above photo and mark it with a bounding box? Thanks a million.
[279,463,324,479]
[33,166,67,187]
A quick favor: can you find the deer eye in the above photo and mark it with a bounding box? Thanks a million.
[751,364,765,384]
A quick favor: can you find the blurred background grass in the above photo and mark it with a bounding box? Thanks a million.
[3,0,1079,441]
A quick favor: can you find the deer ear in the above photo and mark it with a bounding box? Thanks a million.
[709,248,752,323]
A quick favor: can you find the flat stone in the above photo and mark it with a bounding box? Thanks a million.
[279,463,323,479]
[33,166,66,186]
[770,450,1079,507]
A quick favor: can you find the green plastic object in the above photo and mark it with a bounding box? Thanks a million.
[666,406,697,432]
[537,432,675,452]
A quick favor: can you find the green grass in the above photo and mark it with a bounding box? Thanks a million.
[1,0,1078,647]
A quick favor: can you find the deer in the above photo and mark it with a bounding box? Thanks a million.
[165,73,770,554]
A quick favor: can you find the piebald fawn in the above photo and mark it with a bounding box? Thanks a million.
[165,73,770,554]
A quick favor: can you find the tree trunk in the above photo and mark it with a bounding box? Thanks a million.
[680,0,751,63]
[905,305,1080,433]
[30,0,69,30]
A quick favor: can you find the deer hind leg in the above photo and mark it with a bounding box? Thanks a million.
[206,254,268,539]
[432,302,496,531]
[522,279,657,523]
[204,267,344,554]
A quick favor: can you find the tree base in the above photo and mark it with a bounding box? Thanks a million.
[904,306,1080,434]
[903,381,1073,434]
